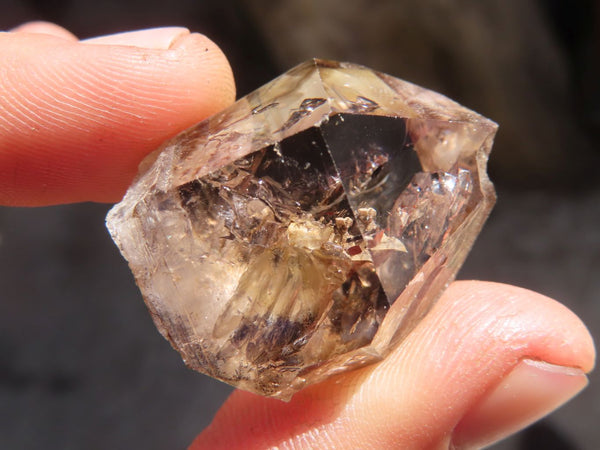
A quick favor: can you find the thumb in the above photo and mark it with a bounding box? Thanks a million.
[193,281,595,449]
[0,25,235,206]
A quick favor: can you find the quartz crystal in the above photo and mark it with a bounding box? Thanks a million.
[106,59,497,400]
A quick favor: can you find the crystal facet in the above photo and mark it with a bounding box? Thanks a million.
[106,59,497,400]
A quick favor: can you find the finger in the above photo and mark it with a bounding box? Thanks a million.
[0,28,235,206]
[192,281,595,449]
[9,21,78,40]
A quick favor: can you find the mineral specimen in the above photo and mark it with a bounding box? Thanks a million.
[106,59,497,400]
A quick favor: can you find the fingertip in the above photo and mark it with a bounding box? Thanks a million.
[81,28,236,119]
[0,28,236,206]
[169,32,236,112]
[94,31,236,203]
[446,281,596,373]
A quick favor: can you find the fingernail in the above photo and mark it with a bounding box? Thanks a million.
[453,359,588,449]
[10,21,78,40]
[81,27,190,50]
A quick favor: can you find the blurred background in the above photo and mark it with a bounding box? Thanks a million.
[0,0,598,448]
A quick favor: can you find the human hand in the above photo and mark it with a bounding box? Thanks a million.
[1,22,594,449]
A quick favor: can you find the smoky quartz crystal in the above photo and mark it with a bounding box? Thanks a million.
[106,59,497,400]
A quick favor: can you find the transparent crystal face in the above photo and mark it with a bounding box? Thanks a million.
[107,59,497,399]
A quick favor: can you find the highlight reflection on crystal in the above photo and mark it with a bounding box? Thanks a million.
[106,59,497,399]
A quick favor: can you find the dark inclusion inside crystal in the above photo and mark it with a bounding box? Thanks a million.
[177,113,422,384]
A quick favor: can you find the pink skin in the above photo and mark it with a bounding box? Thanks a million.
[194,281,593,449]
[2,22,595,449]
[1,23,235,205]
